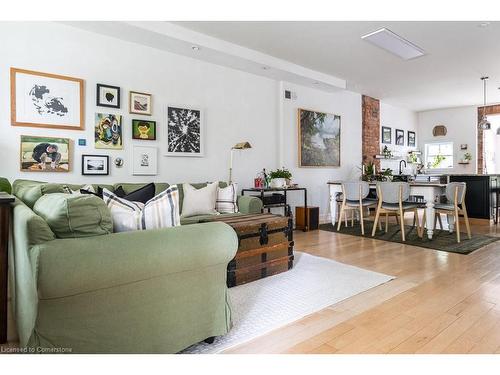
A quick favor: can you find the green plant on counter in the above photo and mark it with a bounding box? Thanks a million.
[0,177,11,194]
[431,154,446,168]
[269,167,292,180]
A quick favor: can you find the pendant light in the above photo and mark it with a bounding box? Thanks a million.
[479,76,491,130]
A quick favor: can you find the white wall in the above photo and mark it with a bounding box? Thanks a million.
[417,106,477,174]
[280,83,362,222]
[0,22,279,189]
[379,102,418,174]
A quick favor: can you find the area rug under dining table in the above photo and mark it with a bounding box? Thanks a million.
[319,222,500,254]
[181,252,394,354]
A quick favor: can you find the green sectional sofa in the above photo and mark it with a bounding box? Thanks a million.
[9,179,263,353]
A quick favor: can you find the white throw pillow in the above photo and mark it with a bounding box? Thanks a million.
[216,183,239,214]
[102,185,180,232]
[181,182,218,218]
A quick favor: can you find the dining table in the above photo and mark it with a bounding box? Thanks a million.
[327,181,449,240]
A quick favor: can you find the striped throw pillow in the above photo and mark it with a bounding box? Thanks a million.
[216,183,238,214]
[102,185,180,232]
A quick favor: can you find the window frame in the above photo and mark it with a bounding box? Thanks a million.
[424,141,454,170]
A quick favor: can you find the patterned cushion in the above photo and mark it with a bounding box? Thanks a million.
[102,186,180,232]
[216,183,238,214]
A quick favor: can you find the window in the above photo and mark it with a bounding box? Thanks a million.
[425,142,454,169]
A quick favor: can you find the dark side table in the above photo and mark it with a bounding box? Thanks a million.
[241,187,308,231]
[0,193,15,344]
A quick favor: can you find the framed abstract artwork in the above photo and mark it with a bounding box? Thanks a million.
[129,91,152,116]
[165,105,204,157]
[381,126,392,144]
[408,131,416,147]
[132,146,157,175]
[11,68,84,130]
[96,84,120,109]
[395,129,404,146]
[20,135,70,172]
[297,108,341,167]
[95,113,123,149]
[132,119,156,140]
[81,155,109,176]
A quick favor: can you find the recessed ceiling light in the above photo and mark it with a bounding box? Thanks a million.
[478,22,490,28]
[361,28,425,60]
[191,45,200,51]
[261,66,270,70]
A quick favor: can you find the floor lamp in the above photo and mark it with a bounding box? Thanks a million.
[229,142,252,184]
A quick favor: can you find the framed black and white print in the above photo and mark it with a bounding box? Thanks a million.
[395,129,404,146]
[165,105,204,157]
[381,126,392,144]
[11,67,84,130]
[408,131,416,147]
[81,155,109,175]
[96,84,120,109]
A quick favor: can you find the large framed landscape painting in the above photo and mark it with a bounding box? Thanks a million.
[20,135,70,172]
[165,105,204,157]
[298,108,341,167]
[11,68,84,130]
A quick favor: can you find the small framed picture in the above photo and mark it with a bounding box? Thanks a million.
[20,135,70,172]
[81,155,109,175]
[132,119,156,140]
[95,113,123,149]
[133,146,157,175]
[395,129,404,146]
[381,126,392,144]
[96,84,120,109]
[129,91,152,116]
[408,131,416,147]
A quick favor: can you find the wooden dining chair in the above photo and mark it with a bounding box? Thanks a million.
[433,182,471,243]
[337,181,377,235]
[371,182,422,241]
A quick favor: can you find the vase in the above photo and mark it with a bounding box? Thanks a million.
[270,178,286,188]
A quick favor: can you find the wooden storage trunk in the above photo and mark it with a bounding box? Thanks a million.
[207,213,294,287]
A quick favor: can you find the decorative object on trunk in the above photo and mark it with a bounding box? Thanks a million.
[165,106,204,157]
[20,135,70,172]
[432,125,447,136]
[11,68,84,130]
[298,108,340,167]
[129,91,152,116]
[95,113,123,149]
[96,84,120,109]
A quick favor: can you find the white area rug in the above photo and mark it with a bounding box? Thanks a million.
[182,252,394,354]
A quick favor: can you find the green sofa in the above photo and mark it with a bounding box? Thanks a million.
[9,179,263,353]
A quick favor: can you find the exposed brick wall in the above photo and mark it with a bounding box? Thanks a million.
[477,104,500,174]
[362,95,380,169]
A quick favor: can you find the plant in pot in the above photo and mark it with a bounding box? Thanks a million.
[269,167,292,188]
[0,177,11,194]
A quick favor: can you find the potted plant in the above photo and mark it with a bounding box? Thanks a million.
[0,177,11,194]
[269,167,292,188]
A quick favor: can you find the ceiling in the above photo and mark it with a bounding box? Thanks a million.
[176,21,500,111]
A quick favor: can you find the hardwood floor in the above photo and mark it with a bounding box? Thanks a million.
[223,216,500,354]
[3,215,500,354]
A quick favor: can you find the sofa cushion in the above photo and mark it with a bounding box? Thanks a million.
[114,182,155,204]
[103,186,180,232]
[181,182,218,218]
[216,183,238,214]
[13,180,66,209]
[33,193,113,239]
[176,181,227,213]
[113,182,169,196]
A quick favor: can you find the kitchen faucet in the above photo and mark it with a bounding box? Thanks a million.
[399,159,407,175]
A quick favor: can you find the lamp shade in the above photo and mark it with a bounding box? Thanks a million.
[232,142,252,150]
